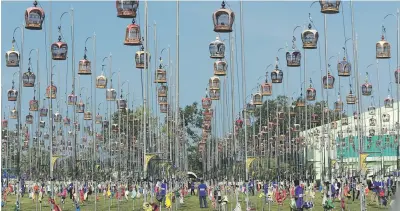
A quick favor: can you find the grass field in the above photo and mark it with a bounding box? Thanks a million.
[1,192,391,211]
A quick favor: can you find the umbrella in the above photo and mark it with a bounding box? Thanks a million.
[187,172,198,179]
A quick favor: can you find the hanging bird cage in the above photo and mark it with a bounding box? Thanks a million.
[319,0,340,14]
[382,113,390,123]
[96,73,107,89]
[346,90,356,104]
[158,96,168,105]
[46,84,57,99]
[25,1,45,30]
[384,95,394,108]
[278,112,285,120]
[29,98,39,111]
[246,101,256,113]
[84,111,92,120]
[210,90,220,100]
[203,109,214,119]
[117,99,127,109]
[25,113,33,124]
[124,19,141,45]
[76,101,85,113]
[7,84,18,102]
[202,131,209,140]
[2,119,8,128]
[311,114,319,124]
[63,117,70,125]
[203,124,211,133]
[368,106,376,115]
[209,76,220,90]
[102,120,109,128]
[323,72,335,89]
[5,44,20,67]
[75,123,80,131]
[44,133,49,140]
[78,57,91,75]
[290,106,296,117]
[39,120,45,128]
[68,93,77,105]
[369,117,376,127]
[334,98,343,112]
[106,88,117,101]
[271,64,283,83]
[51,36,68,60]
[155,67,167,83]
[296,94,306,107]
[337,57,351,77]
[331,122,337,129]
[214,60,227,76]
[341,118,348,125]
[209,36,225,59]
[245,115,251,126]
[23,69,36,87]
[112,124,119,132]
[160,104,168,113]
[39,106,48,117]
[202,96,212,109]
[369,129,375,137]
[158,85,168,97]
[286,37,301,67]
[235,118,243,129]
[95,114,102,124]
[395,68,400,84]
[306,83,316,101]
[376,34,391,59]
[261,79,272,96]
[361,83,372,97]
[53,112,62,122]
[116,0,139,18]
[212,1,235,33]
[381,127,388,134]
[252,92,263,106]
[293,124,301,132]
[353,111,359,120]
[301,24,319,49]
[135,46,151,69]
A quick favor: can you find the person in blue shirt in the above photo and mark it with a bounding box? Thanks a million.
[198,180,208,208]
[263,181,269,203]
[387,176,392,196]
[249,179,255,196]
[190,181,195,195]
[160,180,167,205]
[294,179,304,211]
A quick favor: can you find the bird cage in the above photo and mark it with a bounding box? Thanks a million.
[337,57,351,77]
[394,68,400,84]
[293,124,301,132]
[117,99,127,109]
[288,106,296,117]
[68,93,77,105]
[278,112,285,120]
[106,88,117,101]
[306,84,316,101]
[63,117,70,126]
[25,113,33,124]
[296,95,305,107]
[209,89,220,100]
[368,106,376,115]
[57,129,63,136]
[112,124,119,132]
[369,117,376,127]
[7,84,18,102]
[82,137,87,143]
[384,96,394,108]
[44,133,49,140]
[341,118,348,126]
[95,114,102,124]
[102,120,109,128]
[203,108,214,118]
[22,69,36,87]
[39,120,45,128]
[202,96,212,109]
[253,93,263,106]
[96,73,107,89]
[2,119,8,128]
[116,0,138,18]
[5,44,20,67]
[75,123,80,132]
[261,80,272,96]
[209,36,225,59]
[245,115,251,126]
[301,24,319,49]
[271,65,283,83]
[46,84,57,99]
[135,46,151,69]
[319,0,340,14]
[203,124,211,132]
[381,127,388,134]
[51,37,68,60]
[286,41,301,67]
[209,76,220,90]
[76,101,85,113]
[246,101,256,113]
[25,1,45,30]
[382,113,390,123]
[124,19,141,45]
[376,35,391,59]
[369,128,375,137]
[29,98,38,111]
[334,99,343,112]
[84,111,92,120]
[353,111,359,120]
[346,90,356,104]
[214,59,227,76]
[155,67,167,83]
[235,118,243,129]
[212,1,235,33]
[158,96,168,105]
[323,72,335,89]
[158,85,168,97]
[78,57,91,75]
[311,114,319,124]
[39,106,48,117]
[361,83,372,96]
[54,112,62,122]
[160,104,168,113]
[331,122,337,129]
[202,131,208,140]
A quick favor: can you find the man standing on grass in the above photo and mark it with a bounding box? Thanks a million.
[198,180,208,208]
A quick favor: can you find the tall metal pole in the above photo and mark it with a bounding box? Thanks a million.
[91,32,97,210]
[143,0,148,182]
[229,32,236,179]
[175,0,180,170]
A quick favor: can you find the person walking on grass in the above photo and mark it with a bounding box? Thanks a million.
[198,180,208,208]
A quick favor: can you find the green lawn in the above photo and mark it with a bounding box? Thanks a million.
[1,192,391,211]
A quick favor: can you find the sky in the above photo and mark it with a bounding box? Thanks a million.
[1,1,400,135]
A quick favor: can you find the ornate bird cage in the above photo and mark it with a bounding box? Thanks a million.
[202,95,212,109]
[394,68,400,84]
[369,128,375,137]
[78,56,91,75]
[10,108,18,119]
[214,59,227,76]
[203,124,211,133]
[311,114,319,124]
[341,118,348,126]
[76,101,85,113]
[286,37,301,67]
[158,96,168,105]
[337,57,351,77]
[277,112,285,120]
[158,85,168,97]
[96,73,107,89]
[210,90,220,100]
[212,1,235,33]
[261,76,272,96]
[84,111,92,120]
[306,83,316,101]
[361,74,372,96]
[46,84,57,99]
[253,93,263,105]
[39,120,45,128]
[369,117,376,127]
[331,122,337,129]
[29,98,39,111]
[95,114,102,124]
[296,94,306,107]
[203,108,214,119]
[7,83,18,102]
[209,36,225,59]
[382,113,390,123]
[271,63,283,84]
[209,76,220,90]
[235,118,243,129]
[124,19,141,45]
[334,98,343,112]
[5,44,20,67]
[246,101,256,113]
[51,36,68,60]
[2,119,8,128]
[102,120,109,128]
[23,68,36,87]
[290,106,296,117]
[368,106,376,116]
[112,124,119,132]
[25,113,33,124]
[346,90,356,104]
[319,0,340,14]
[54,112,62,122]
[25,1,45,30]
[376,34,391,59]
[117,99,127,109]
[106,88,117,101]
[322,72,335,89]
[293,124,301,132]
[135,46,151,69]
[68,92,77,105]
[155,66,167,83]
[160,104,168,113]
[301,24,319,49]
[116,0,138,18]
[39,106,48,117]
[63,117,70,126]
[384,95,394,108]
